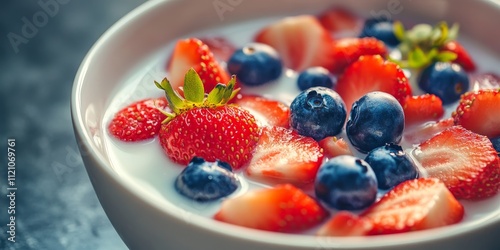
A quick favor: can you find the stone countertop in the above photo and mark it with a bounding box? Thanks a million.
[0,1,143,249]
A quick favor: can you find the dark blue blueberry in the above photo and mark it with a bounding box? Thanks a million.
[364,143,418,190]
[346,91,405,153]
[175,157,238,201]
[418,62,470,104]
[315,155,378,210]
[490,137,500,154]
[290,87,347,141]
[297,67,336,91]
[359,17,399,47]
[227,43,282,86]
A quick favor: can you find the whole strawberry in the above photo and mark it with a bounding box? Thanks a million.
[156,68,260,169]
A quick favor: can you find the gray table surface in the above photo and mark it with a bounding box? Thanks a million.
[0,1,144,249]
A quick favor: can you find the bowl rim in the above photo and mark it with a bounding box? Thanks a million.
[71,0,500,248]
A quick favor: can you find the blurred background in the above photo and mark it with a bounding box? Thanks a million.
[0,0,143,249]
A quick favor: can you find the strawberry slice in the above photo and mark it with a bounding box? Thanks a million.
[317,211,372,236]
[199,36,236,62]
[335,55,412,113]
[402,94,444,126]
[453,89,500,138]
[441,41,476,72]
[255,15,334,72]
[214,184,329,232]
[166,38,230,93]
[317,8,361,37]
[415,126,500,199]
[318,136,353,158]
[108,97,168,142]
[403,118,454,145]
[362,178,464,235]
[234,94,290,128]
[245,126,324,185]
[329,37,387,74]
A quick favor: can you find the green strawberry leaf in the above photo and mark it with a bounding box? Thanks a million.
[183,68,205,104]
[207,83,226,104]
[154,78,184,113]
[394,21,406,42]
[436,51,458,62]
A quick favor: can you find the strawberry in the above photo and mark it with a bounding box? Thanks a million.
[199,36,236,62]
[156,69,260,169]
[108,97,168,142]
[415,126,500,199]
[335,55,412,113]
[453,89,500,138]
[166,38,230,93]
[362,178,464,235]
[403,118,454,145]
[255,15,334,72]
[214,184,328,232]
[245,126,324,185]
[402,94,444,126]
[329,37,387,74]
[441,41,476,72]
[234,94,290,128]
[317,211,372,236]
[318,136,353,158]
[317,8,361,37]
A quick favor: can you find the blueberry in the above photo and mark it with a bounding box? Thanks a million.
[315,155,378,210]
[346,91,404,153]
[297,67,336,91]
[418,62,469,104]
[290,87,347,141]
[359,18,399,47]
[364,143,418,189]
[175,157,238,201]
[227,43,282,86]
[490,137,500,154]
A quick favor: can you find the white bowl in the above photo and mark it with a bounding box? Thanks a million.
[71,0,500,249]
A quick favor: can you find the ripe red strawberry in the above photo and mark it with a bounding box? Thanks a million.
[214,184,329,232]
[402,94,444,126]
[255,15,334,72]
[245,126,324,185]
[199,36,236,62]
[441,41,476,72]
[234,94,290,128]
[156,69,259,169]
[335,55,412,113]
[166,38,230,93]
[329,37,387,74]
[362,178,464,235]
[108,97,168,142]
[453,89,500,138]
[403,118,454,145]
[317,8,361,37]
[317,211,372,236]
[415,126,500,199]
[318,136,353,158]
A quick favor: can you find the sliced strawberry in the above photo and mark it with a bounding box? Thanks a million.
[362,178,464,235]
[166,38,230,93]
[403,118,454,145]
[415,126,500,199]
[234,94,290,128]
[318,136,353,158]
[214,184,329,232]
[317,211,372,236]
[441,41,476,72]
[199,36,236,62]
[335,55,412,113]
[453,89,500,138]
[245,126,324,185]
[402,94,444,126]
[317,8,361,37]
[329,37,387,74]
[108,97,168,142]
[255,15,334,72]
